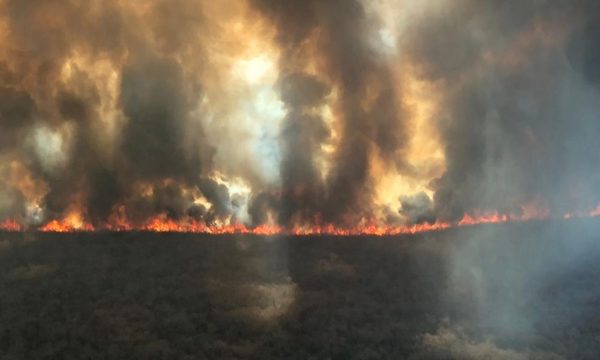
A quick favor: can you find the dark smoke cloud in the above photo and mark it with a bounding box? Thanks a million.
[402,0,600,220]
[248,191,279,226]
[399,192,436,225]
[120,57,199,181]
[278,73,330,225]
[0,84,35,151]
[0,0,225,226]
[198,178,231,220]
[0,0,600,228]
[251,0,407,225]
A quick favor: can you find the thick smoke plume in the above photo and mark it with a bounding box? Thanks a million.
[0,0,599,230]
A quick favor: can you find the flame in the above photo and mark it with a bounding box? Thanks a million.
[3,201,599,235]
[39,211,94,233]
[138,215,281,235]
[142,216,187,232]
[105,205,133,232]
[115,216,452,236]
[0,219,22,232]
[563,204,600,219]
[290,221,451,236]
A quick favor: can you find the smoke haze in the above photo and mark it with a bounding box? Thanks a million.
[0,0,599,230]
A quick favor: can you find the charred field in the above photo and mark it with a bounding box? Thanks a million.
[0,219,599,359]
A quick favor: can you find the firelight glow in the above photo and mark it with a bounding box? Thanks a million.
[0,0,599,235]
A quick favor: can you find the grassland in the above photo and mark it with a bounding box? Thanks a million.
[0,219,599,359]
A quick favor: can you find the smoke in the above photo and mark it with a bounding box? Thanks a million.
[252,0,407,225]
[0,0,599,228]
[277,73,329,225]
[399,192,435,225]
[402,0,600,220]
[434,218,600,359]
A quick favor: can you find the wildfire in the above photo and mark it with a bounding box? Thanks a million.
[563,204,600,219]
[138,217,284,235]
[39,211,95,233]
[0,219,22,232]
[288,221,452,236]
[2,202,600,235]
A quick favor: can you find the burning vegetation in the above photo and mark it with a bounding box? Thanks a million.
[0,0,600,235]
[2,202,600,234]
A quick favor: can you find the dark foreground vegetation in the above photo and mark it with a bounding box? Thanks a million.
[0,219,600,359]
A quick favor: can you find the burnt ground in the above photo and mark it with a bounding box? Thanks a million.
[0,219,599,359]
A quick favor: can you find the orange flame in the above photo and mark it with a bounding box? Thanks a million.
[39,219,95,233]
[105,205,133,231]
[0,219,22,232]
[39,211,95,233]
[3,201,599,235]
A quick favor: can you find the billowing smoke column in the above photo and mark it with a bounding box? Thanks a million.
[251,0,406,226]
[405,0,600,220]
[0,0,599,232]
